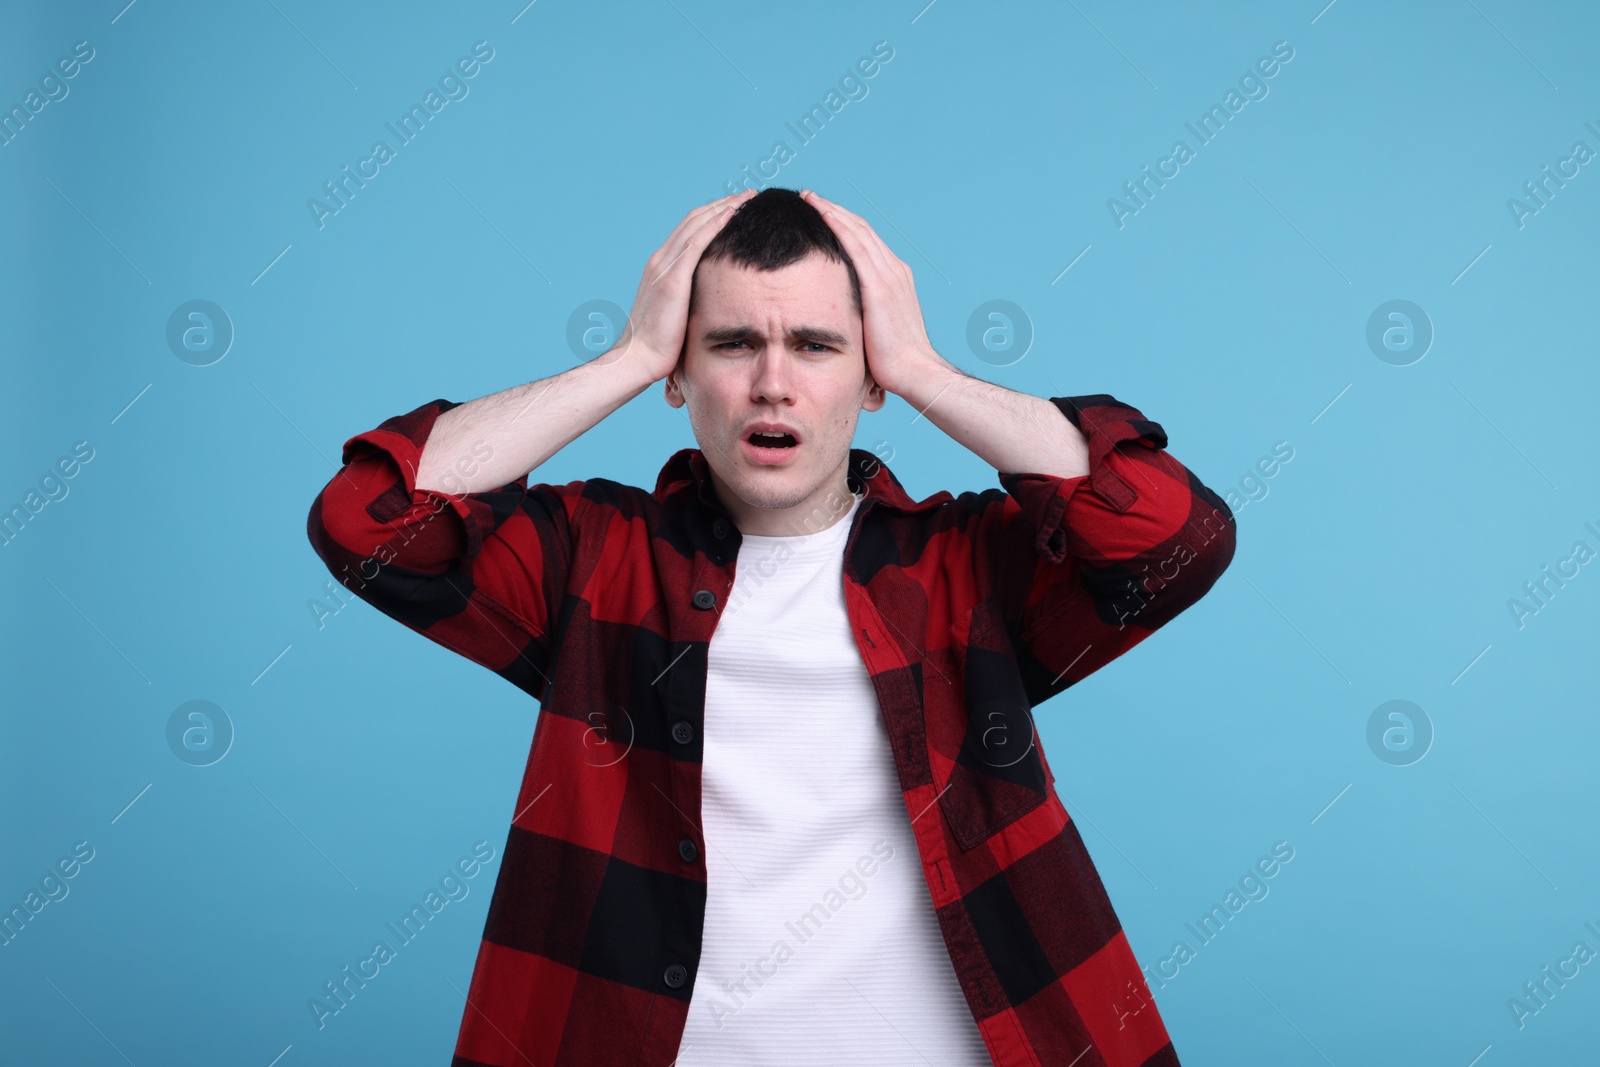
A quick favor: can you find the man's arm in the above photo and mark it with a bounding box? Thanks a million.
[305,190,756,688]
[887,361,1091,478]
[415,188,757,495]
[413,356,655,496]
[799,189,1086,476]
[805,190,1236,702]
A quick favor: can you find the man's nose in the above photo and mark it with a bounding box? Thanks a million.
[750,345,794,404]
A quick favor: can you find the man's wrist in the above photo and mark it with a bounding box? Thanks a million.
[888,351,966,413]
[587,342,671,398]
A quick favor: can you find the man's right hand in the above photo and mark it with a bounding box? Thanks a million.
[602,188,756,383]
[412,189,755,496]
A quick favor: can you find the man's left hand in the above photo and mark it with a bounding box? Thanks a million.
[801,189,954,398]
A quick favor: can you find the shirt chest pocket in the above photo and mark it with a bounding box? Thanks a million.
[937,604,1052,851]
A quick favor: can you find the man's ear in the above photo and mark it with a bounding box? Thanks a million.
[663,355,687,409]
[861,370,886,413]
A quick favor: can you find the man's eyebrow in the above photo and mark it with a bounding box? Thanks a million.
[701,324,851,347]
[788,325,851,347]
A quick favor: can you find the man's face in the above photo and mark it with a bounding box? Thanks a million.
[665,251,884,536]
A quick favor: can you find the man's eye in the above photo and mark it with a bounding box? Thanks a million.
[802,342,832,353]
[716,341,749,350]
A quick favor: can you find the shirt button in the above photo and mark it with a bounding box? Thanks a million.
[670,720,694,745]
[663,963,688,989]
[678,838,698,863]
[692,589,716,610]
[712,517,730,539]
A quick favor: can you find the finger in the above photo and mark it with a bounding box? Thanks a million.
[804,190,870,231]
[818,203,900,284]
[803,191,892,268]
[649,198,744,287]
[700,186,755,214]
[834,204,912,284]
[680,187,754,242]
[656,189,755,263]
[655,190,751,267]
[803,191,867,253]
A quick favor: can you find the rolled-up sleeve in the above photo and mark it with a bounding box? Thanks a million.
[306,398,576,699]
[992,394,1236,705]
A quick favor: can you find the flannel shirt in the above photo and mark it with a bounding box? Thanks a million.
[305,392,1237,1067]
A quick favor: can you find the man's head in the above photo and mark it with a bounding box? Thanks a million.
[665,187,885,536]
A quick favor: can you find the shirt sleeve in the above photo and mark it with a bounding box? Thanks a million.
[987,394,1237,706]
[305,398,578,700]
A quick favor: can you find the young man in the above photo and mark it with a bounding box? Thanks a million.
[306,187,1236,1066]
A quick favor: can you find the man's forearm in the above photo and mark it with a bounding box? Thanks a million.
[897,358,1090,479]
[412,192,758,495]
[415,354,658,495]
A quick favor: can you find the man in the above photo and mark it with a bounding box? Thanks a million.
[307,187,1236,1066]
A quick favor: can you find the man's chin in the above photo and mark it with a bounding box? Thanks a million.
[736,482,816,513]
[705,456,803,508]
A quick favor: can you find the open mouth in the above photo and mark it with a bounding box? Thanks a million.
[746,431,798,449]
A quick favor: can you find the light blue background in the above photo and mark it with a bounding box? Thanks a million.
[3,1,1597,1064]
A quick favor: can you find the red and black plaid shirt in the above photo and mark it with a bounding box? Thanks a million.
[306,392,1236,1067]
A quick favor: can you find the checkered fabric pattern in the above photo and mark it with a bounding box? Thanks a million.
[306,393,1236,1066]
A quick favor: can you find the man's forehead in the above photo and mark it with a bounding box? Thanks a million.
[694,254,856,331]
[699,253,850,299]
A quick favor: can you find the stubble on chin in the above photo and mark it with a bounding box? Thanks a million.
[739,483,817,512]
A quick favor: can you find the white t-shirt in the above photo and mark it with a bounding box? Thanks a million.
[676,493,992,1065]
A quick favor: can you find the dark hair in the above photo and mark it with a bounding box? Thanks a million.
[686,187,862,319]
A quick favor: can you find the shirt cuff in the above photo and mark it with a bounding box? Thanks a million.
[997,394,1168,565]
[338,398,528,568]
